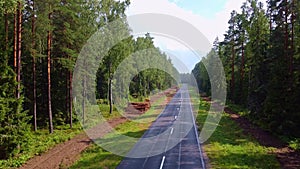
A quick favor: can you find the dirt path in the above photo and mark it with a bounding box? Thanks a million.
[19,117,128,169]
[19,87,178,169]
[224,107,300,169]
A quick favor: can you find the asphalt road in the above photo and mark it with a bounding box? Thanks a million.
[117,85,206,169]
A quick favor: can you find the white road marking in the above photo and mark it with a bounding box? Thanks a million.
[160,156,166,169]
[178,142,182,169]
[186,86,206,169]
[170,127,174,135]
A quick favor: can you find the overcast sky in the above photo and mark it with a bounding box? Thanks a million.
[126,0,259,73]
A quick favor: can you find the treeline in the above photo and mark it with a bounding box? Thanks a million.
[0,0,178,159]
[96,34,178,114]
[0,0,129,159]
[193,0,300,137]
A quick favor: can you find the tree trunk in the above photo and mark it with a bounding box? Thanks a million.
[82,56,87,125]
[230,13,236,101]
[47,10,53,134]
[231,43,235,100]
[66,72,69,125]
[66,69,73,128]
[32,0,37,131]
[241,42,245,85]
[109,78,113,114]
[14,12,17,75]
[108,63,113,114]
[144,80,146,97]
[269,7,272,33]
[107,80,110,105]
[69,72,73,128]
[17,2,22,100]
[284,0,289,61]
[82,74,86,125]
[290,0,295,75]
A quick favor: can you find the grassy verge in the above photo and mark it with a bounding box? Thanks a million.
[226,102,249,116]
[68,144,123,169]
[70,94,170,169]
[0,104,123,169]
[98,104,123,120]
[197,101,280,169]
[69,121,149,169]
[227,103,300,151]
[0,123,82,168]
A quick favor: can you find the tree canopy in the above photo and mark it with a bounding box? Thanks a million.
[192,0,300,137]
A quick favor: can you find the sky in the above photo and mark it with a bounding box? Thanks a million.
[125,0,251,73]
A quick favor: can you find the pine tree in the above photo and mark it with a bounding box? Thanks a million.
[0,28,30,159]
[263,0,294,134]
[246,0,270,118]
[31,0,37,131]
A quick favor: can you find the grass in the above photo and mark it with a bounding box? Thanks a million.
[196,101,281,169]
[226,102,249,116]
[69,144,123,169]
[70,120,150,169]
[80,104,123,129]
[288,139,300,150]
[226,102,300,151]
[70,94,170,169]
[0,91,173,169]
[0,123,82,169]
[98,104,123,120]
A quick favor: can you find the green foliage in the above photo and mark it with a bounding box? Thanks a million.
[197,101,280,169]
[96,34,179,102]
[192,61,210,95]
[0,0,139,163]
[192,0,300,138]
[0,123,82,168]
[70,121,149,169]
[288,139,300,150]
[260,0,300,137]
[0,0,18,14]
[98,104,122,120]
[70,92,170,168]
[226,101,249,115]
[0,59,31,159]
[69,144,123,169]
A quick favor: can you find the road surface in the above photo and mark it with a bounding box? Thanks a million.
[117,85,206,169]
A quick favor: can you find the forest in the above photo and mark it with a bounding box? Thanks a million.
[0,0,178,161]
[1,0,300,167]
[192,0,300,138]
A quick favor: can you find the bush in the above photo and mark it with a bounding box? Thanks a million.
[0,66,31,159]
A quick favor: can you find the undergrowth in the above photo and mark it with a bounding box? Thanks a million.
[197,101,280,169]
[0,123,82,168]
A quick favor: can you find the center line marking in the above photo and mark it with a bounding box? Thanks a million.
[170,128,174,134]
[160,156,166,169]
